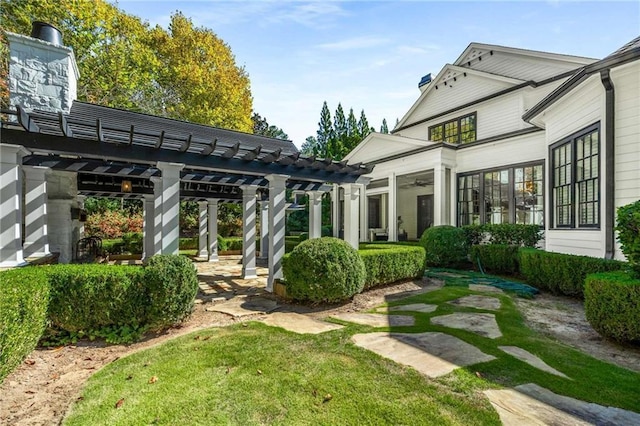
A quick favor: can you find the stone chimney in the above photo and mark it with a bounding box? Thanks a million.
[7,22,79,114]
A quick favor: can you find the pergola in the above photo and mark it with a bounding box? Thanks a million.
[0,101,372,290]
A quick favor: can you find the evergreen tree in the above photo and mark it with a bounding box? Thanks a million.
[329,103,347,159]
[358,110,372,139]
[395,118,400,131]
[316,101,333,158]
[380,118,389,134]
[300,136,318,156]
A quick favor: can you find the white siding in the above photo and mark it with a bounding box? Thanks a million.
[465,51,586,82]
[545,230,605,258]
[401,73,515,127]
[455,132,546,173]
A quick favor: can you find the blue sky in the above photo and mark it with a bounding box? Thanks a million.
[115,1,639,147]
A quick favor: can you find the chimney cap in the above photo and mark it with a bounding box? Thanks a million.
[30,21,63,46]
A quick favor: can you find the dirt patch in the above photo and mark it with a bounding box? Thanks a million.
[515,293,640,372]
[2,277,639,425]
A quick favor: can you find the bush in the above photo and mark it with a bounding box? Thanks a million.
[616,200,640,277]
[225,237,243,251]
[47,264,147,333]
[484,224,542,247]
[359,245,426,289]
[471,244,520,275]
[518,248,625,298]
[179,237,198,250]
[283,237,365,303]
[143,255,199,328]
[462,224,484,247]
[321,226,332,237]
[101,238,124,255]
[122,232,143,254]
[585,271,640,342]
[85,210,142,239]
[299,232,309,242]
[419,225,468,268]
[0,268,50,383]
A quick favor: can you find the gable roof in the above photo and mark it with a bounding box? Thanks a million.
[523,36,640,122]
[343,131,431,164]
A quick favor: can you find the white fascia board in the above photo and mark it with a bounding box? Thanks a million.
[344,132,428,163]
[455,42,598,67]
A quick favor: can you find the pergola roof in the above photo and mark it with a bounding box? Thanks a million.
[1,102,373,200]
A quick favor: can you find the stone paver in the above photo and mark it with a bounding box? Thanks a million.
[468,284,505,294]
[331,313,415,327]
[449,295,501,311]
[261,312,344,334]
[377,303,438,314]
[431,312,502,339]
[352,332,496,377]
[205,296,278,317]
[515,383,640,426]
[499,346,569,378]
[484,388,591,425]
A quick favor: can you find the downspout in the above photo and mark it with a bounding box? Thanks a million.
[600,69,615,259]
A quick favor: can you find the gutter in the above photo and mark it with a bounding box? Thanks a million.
[600,69,615,259]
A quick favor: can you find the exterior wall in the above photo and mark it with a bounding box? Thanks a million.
[397,184,434,240]
[46,170,80,263]
[539,75,606,258]
[7,32,78,113]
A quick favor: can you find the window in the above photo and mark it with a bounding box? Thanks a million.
[551,124,600,228]
[457,162,544,226]
[429,113,477,144]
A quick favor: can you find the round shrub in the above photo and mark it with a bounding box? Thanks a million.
[283,237,365,303]
[143,255,199,328]
[419,225,468,268]
[47,264,147,332]
[585,271,640,342]
[0,267,50,383]
[616,200,640,277]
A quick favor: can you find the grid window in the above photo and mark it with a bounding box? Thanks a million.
[484,170,510,224]
[429,113,476,144]
[514,165,544,225]
[551,124,600,229]
[457,174,480,225]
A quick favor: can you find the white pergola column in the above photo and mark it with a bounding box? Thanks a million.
[331,184,339,237]
[259,201,269,259]
[150,177,163,256]
[266,174,289,291]
[0,144,28,266]
[434,165,447,226]
[22,166,51,259]
[142,194,154,260]
[307,190,323,239]
[240,185,258,279]
[359,183,367,242]
[198,201,208,258]
[388,172,397,241]
[449,167,457,225]
[48,199,73,263]
[342,184,360,249]
[156,162,184,255]
[76,195,86,239]
[207,199,219,262]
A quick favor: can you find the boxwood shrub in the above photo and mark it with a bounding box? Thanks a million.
[518,248,625,298]
[283,237,365,303]
[419,225,468,268]
[470,244,520,275]
[359,245,426,289]
[585,271,640,342]
[616,200,640,277]
[0,267,50,384]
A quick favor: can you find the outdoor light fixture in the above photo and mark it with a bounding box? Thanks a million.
[121,180,132,193]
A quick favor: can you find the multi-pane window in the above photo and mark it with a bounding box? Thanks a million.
[429,113,477,144]
[551,124,600,228]
[457,162,544,226]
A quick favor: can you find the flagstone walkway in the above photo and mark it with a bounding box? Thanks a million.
[191,258,640,425]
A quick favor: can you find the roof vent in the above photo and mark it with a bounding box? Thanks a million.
[30,21,63,46]
[418,73,432,88]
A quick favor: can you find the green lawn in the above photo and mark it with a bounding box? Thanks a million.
[63,271,640,425]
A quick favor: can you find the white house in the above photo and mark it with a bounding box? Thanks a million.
[344,38,640,260]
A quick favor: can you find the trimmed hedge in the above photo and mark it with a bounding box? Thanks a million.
[0,268,50,384]
[419,225,468,268]
[359,245,426,289]
[283,237,365,303]
[518,248,625,298]
[470,244,520,275]
[462,223,542,248]
[585,271,640,342]
[616,200,640,277]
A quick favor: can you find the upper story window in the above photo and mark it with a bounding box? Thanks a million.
[551,123,600,229]
[429,112,477,144]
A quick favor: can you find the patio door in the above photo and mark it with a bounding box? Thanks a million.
[417,195,434,238]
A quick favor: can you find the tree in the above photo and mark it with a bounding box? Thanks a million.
[380,118,389,134]
[150,13,252,131]
[300,136,318,156]
[316,101,333,158]
[251,112,289,140]
[328,103,347,159]
[358,110,372,140]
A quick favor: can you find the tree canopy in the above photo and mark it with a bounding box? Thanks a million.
[0,0,253,131]
[252,112,289,140]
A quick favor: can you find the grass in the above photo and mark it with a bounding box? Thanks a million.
[62,269,640,425]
